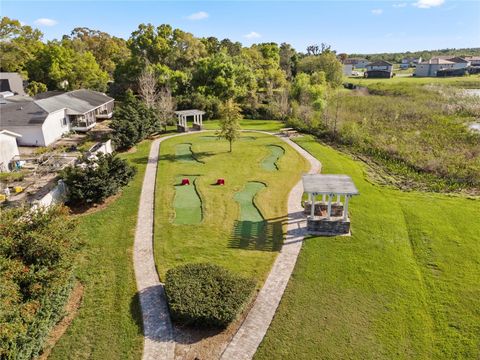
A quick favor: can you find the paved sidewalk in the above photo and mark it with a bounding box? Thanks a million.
[220,135,321,360]
[133,134,185,360]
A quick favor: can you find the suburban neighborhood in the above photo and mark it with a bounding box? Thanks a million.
[1,1,479,360]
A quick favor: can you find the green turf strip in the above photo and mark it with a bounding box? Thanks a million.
[175,143,200,162]
[261,145,285,171]
[234,181,266,222]
[200,135,257,141]
[173,176,202,224]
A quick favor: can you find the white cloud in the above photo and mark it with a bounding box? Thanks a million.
[34,18,58,26]
[393,3,407,8]
[413,0,445,8]
[186,11,209,20]
[371,9,383,15]
[244,31,261,39]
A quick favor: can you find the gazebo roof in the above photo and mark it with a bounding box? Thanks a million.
[302,174,359,195]
[174,109,205,116]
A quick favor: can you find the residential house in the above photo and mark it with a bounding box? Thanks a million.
[415,58,456,77]
[343,58,369,69]
[0,89,114,146]
[0,72,27,96]
[447,57,471,69]
[465,56,480,66]
[400,57,422,69]
[343,64,354,76]
[364,61,394,78]
[0,130,21,172]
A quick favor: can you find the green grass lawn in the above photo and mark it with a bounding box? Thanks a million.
[154,131,309,283]
[255,135,480,359]
[202,119,285,132]
[48,141,153,360]
[349,74,480,87]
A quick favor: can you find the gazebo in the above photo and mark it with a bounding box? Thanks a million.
[175,109,205,132]
[302,174,359,235]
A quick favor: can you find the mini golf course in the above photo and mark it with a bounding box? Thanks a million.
[200,135,257,141]
[261,145,285,171]
[175,143,201,163]
[173,176,202,224]
[234,181,266,222]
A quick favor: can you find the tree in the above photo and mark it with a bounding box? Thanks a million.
[0,17,44,74]
[138,66,160,107]
[60,153,136,205]
[25,81,47,96]
[26,42,109,91]
[279,42,297,80]
[156,86,176,131]
[218,99,242,152]
[297,52,343,87]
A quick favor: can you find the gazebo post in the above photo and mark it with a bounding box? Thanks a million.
[322,194,326,203]
[337,194,340,203]
[199,113,203,127]
[310,193,315,218]
[343,195,350,221]
[327,194,332,220]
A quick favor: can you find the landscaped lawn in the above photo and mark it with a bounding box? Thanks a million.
[202,119,285,132]
[153,131,309,283]
[48,141,153,360]
[255,136,480,359]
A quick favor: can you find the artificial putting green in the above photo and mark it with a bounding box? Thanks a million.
[173,176,202,224]
[234,181,266,222]
[200,135,257,141]
[154,131,309,282]
[175,143,200,162]
[261,145,285,171]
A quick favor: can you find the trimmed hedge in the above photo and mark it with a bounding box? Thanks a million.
[165,263,255,328]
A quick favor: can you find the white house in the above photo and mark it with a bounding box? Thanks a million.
[343,64,354,76]
[400,57,422,69]
[0,130,21,172]
[343,58,369,69]
[415,58,456,77]
[0,89,114,146]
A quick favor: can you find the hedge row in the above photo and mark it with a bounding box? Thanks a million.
[165,263,255,328]
[0,206,78,359]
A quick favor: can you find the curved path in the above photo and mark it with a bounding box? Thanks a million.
[133,131,320,360]
[220,135,321,359]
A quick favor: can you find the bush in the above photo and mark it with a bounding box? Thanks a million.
[0,205,78,359]
[165,263,256,328]
[60,153,136,205]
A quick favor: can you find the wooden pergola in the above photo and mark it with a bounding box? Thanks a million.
[175,109,205,132]
[302,174,359,235]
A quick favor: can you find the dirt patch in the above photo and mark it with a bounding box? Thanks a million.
[173,292,257,360]
[126,146,138,154]
[68,192,122,216]
[37,282,84,360]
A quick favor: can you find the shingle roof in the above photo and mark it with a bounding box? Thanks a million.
[420,58,455,65]
[367,60,393,67]
[302,174,359,195]
[447,57,470,63]
[0,73,26,96]
[0,101,49,127]
[35,89,114,114]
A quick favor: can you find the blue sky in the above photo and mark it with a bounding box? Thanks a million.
[2,0,479,54]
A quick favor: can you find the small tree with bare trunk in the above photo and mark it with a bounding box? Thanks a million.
[156,86,175,132]
[217,99,241,152]
[138,67,160,108]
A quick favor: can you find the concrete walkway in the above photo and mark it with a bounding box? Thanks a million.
[133,131,320,360]
[220,136,321,360]
[133,133,187,360]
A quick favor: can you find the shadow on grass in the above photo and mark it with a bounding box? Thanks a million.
[129,292,144,336]
[158,151,217,164]
[229,215,287,251]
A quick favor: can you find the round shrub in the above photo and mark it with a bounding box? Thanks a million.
[165,263,256,328]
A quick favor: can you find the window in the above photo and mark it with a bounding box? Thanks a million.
[62,117,67,126]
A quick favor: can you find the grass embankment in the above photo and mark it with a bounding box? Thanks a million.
[319,76,480,193]
[48,141,152,360]
[256,136,480,359]
[154,131,309,282]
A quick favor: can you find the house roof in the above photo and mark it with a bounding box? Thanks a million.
[35,89,114,114]
[447,57,470,63]
[367,60,393,67]
[0,73,26,96]
[0,89,114,127]
[420,58,455,65]
[302,174,359,195]
[0,129,22,137]
[0,101,49,127]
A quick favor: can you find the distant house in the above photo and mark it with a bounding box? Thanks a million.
[0,72,27,96]
[343,58,369,69]
[0,89,114,146]
[364,61,393,78]
[447,57,471,69]
[343,64,354,76]
[415,58,456,77]
[0,130,21,172]
[400,57,422,69]
[465,56,480,66]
